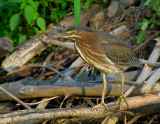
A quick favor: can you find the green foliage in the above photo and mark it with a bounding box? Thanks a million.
[93,68,100,76]
[74,0,102,26]
[74,72,84,78]
[37,17,46,32]
[0,0,100,48]
[135,19,148,44]
[103,0,107,3]
[0,0,75,46]
[19,35,26,44]
[81,0,98,9]
[136,0,160,44]
[24,5,34,25]
[145,0,160,17]
[10,13,20,31]
[74,0,81,26]
[51,8,66,22]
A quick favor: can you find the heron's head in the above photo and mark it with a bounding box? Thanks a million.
[47,26,96,41]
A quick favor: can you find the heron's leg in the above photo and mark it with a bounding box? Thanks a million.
[92,73,108,110]
[121,72,124,98]
[101,73,107,104]
[115,73,129,109]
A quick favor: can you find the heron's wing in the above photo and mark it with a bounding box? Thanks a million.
[101,42,140,66]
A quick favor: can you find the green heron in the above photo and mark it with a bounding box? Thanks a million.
[48,26,141,109]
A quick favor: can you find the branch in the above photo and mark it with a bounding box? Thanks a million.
[0,76,160,101]
[141,68,160,94]
[140,59,160,67]
[0,86,31,109]
[124,39,160,97]
[0,92,160,123]
[43,39,75,50]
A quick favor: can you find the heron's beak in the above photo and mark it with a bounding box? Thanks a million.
[47,33,69,39]
[47,33,79,40]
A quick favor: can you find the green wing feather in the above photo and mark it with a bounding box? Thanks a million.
[101,42,139,66]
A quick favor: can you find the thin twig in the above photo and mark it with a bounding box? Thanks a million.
[24,96,59,106]
[0,86,31,109]
[140,59,160,67]
[124,69,157,97]
[38,47,60,81]
[44,39,75,50]
[32,65,63,77]
[127,113,148,124]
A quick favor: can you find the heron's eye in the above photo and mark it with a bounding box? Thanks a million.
[72,30,77,35]
[67,30,77,35]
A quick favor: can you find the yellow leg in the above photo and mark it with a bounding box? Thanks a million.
[92,73,108,110]
[121,72,124,97]
[101,73,107,104]
[115,73,129,109]
[115,72,124,104]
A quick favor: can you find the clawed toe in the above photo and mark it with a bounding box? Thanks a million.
[92,102,108,111]
[115,95,129,109]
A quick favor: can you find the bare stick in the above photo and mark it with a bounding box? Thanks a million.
[124,40,160,97]
[32,65,63,77]
[44,39,75,50]
[139,40,160,93]
[0,92,160,123]
[0,86,31,109]
[141,68,160,94]
[140,59,160,67]
[0,79,160,101]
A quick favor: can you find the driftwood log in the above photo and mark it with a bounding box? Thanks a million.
[0,92,160,123]
[0,37,13,57]
[0,76,160,102]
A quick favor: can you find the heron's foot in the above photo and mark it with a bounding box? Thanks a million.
[115,95,124,104]
[115,95,129,109]
[92,102,108,111]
